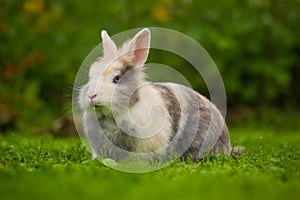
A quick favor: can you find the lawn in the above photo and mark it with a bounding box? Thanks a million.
[0,128,299,200]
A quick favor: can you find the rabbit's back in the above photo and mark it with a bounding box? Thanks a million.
[152,82,231,160]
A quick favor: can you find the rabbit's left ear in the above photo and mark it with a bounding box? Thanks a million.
[129,28,151,67]
[101,30,117,58]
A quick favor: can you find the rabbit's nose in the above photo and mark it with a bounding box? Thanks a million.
[88,94,97,100]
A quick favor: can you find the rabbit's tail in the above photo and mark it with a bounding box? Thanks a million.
[231,146,245,157]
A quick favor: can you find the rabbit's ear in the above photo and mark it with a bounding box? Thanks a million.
[129,28,151,67]
[101,30,117,58]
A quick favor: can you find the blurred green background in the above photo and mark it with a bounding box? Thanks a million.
[1,0,299,134]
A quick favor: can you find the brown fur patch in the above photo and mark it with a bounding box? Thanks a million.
[120,54,135,70]
[102,64,118,78]
[102,58,135,79]
[129,89,140,107]
[153,83,181,139]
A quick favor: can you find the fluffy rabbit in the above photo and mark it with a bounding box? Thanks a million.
[79,28,242,162]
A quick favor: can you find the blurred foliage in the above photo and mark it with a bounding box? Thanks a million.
[0,0,299,132]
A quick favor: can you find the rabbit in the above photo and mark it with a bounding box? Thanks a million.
[79,28,244,162]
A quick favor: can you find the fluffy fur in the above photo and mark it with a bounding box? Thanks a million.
[79,28,242,162]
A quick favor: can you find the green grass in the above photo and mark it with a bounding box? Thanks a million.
[0,128,299,200]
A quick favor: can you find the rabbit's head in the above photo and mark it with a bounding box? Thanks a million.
[79,28,151,111]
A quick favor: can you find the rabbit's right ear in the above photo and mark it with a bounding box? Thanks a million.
[101,30,117,58]
[128,28,151,67]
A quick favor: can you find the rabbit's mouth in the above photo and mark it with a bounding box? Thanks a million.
[88,98,101,107]
[92,102,103,108]
[92,101,110,109]
[94,104,104,109]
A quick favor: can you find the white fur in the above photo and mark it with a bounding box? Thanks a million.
[79,28,232,160]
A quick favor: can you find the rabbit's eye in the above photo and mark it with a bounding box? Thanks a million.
[113,75,121,84]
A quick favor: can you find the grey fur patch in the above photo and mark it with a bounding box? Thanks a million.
[177,92,203,161]
[152,83,181,140]
[179,93,232,161]
[196,95,231,158]
[97,116,138,152]
[129,89,139,107]
[115,67,143,107]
